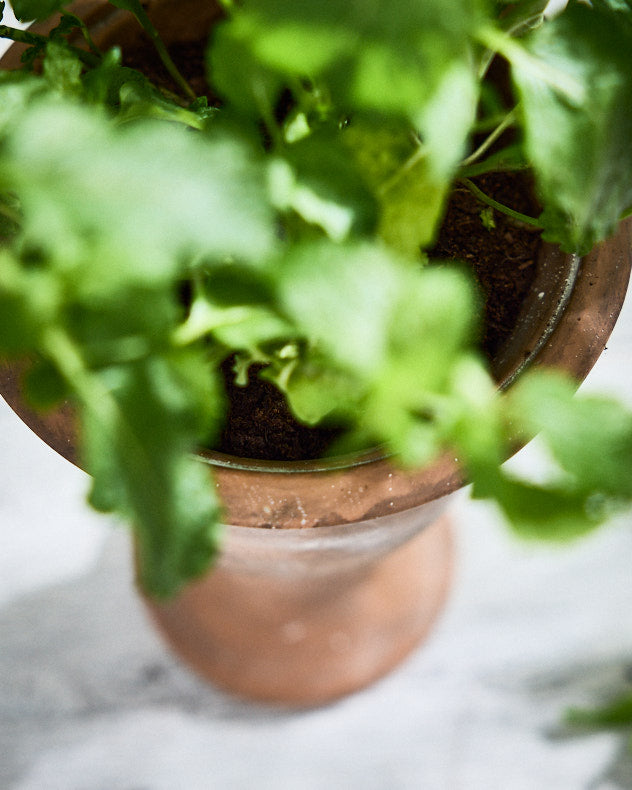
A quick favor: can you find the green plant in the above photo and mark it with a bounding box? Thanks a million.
[0,0,631,596]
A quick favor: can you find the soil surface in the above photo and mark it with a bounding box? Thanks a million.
[430,171,541,360]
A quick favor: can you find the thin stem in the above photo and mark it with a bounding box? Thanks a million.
[252,76,284,150]
[65,13,102,57]
[377,140,427,198]
[0,24,100,67]
[477,5,546,81]
[461,108,518,168]
[458,144,528,179]
[459,177,543,229]
[459,158,529,180]
[128,8,196,102]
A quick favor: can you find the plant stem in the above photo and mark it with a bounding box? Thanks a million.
[252,76,284,149]
[128,8,196,102]
[0,24,100,67]
[460,109,518,168]
[377,140,427,198]
[459,177,543,228]
[66,14,102,57]
[458,144,528,179]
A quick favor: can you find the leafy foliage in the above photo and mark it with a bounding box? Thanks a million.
[511,0,632,253]
[0,0,631,595]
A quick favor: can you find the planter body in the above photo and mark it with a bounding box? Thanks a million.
[1,1,631,705]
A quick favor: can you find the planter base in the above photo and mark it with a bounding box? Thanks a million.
[142,515,453,707]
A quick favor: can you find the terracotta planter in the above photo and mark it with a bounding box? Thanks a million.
[1,1,631,706]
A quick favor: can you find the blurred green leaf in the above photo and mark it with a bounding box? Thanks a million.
[1,101,276,288]
[81,351,225,598]
[23,357,69,410]
[509,371,632,499]
[42,40,82,96]
[566,692,632,731]
[512,0,632,253]
[0,249,58,353]
[11,0,65,22]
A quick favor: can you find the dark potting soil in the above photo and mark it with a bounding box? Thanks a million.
[217,172,541,460]
[218,358,342,461]
[121,36,541,462]
[430,171,542,360]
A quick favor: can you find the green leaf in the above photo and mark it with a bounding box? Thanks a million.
[342,116,452,256]
[509,371,632,499]
[11,0,66,22]
[270,132,378,241]
[107,0,145,15]
[591,0,632,13]
[81,351,225,597]
[496,0,549,33]
[265,346,361,426]
[212,0,482,175]
[0,71,49,136]
[277,241,402,375]
[378,154,449,257]
[460,369,632,540]
[0,249,59,353]
[23,357,69,410]
[42,40,82,96]
[484,474,606,540]
[277,239,482,462]
[511,0,632,253]
[1,101,276,288]
[566,692,632,730]
[207,15,284,117]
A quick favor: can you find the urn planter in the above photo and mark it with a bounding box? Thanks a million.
[2,216,629,703]
[0,0,631,706]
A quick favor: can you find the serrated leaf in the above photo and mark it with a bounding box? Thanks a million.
[270,133,377,241]
[265,347,361,425]
[277,241,402,375]
[0,71,49,136]
[342,117,453,256]
[485,474,605,540]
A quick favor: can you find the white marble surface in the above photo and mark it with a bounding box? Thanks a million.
[1,284,631,790]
